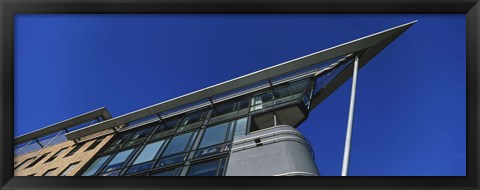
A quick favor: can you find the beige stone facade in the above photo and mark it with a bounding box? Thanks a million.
[14,134,113,176]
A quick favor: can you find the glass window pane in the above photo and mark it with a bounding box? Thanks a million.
[273,84,291,98]
[238,97,249,110]
[156,153,187,167]
[133,140,164,165]
[103,149,134,172]
[126,161,155,175]
[82,155,110,176]
[187,159,220,176]
[111,132,132,147]
[181,110,205,125]
[251,92,272,111]
[214,101,235,116]
[257,92,272,103]
[151,126,176,141]
[162,132,194,157]
[151,168,176,176]
[163,116,180,128]
[154,124,169,134]
[289,79,309,94]
[218,158,226,176]
[130,126,154,141]
[234,117,248,139]
[195,144,230,159]
[99,170,122,176]
[199,123,229,148]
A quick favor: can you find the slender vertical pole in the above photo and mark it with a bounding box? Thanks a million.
[341,56,360,176]
[273,114,277,126]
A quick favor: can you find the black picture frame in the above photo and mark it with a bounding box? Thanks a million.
[1,1,478,190]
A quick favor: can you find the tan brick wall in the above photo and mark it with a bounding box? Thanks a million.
[14,134,114,176]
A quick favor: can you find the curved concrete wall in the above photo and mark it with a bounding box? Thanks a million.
[226,125,319,176]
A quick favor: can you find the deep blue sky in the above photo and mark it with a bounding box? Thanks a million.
[15,14,465,176]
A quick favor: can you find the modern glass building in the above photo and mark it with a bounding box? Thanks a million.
[14,21,414,176]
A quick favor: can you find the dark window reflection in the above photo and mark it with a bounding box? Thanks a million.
[161,132,195,157]
[187,158,226,176]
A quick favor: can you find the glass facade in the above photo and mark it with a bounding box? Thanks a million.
[79,77,313,176]
[100,148,134,175]
[199,123,230,149]
[187,158,227,176]
[81,155,110,176]
[132,140,164,165]
[250,92,273,111]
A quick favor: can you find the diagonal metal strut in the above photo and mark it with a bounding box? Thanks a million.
[341,55,360,176]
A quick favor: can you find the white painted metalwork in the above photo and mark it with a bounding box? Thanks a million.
[341,56,359,176]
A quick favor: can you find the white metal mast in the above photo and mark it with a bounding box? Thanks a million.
[341,56,360,176]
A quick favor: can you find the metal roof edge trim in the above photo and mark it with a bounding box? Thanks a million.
[65,21,416,141]
[15,107,111,144]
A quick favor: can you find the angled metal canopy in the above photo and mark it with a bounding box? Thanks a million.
[15,107,112,144]
[65,21,416,141]
[309,21,416,109]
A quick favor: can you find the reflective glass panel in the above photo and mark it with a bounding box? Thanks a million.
[126,161,155,175]
[110,132,132,147]
[290,79,309,94]
[181,110,205,125]
[214,101,235,116]
[187,159,220,176]
[151,169,176,176]
[251,92,272,111]
[234,117,248,139]
[99,170,122,176]
[199,123,229,148]
[133,140,164,165]
[163,116,180,128]
[238,97,249,109]
[273,84,291,98]
[156,153,187,167]
[130,126,154,141]
[195,144,230,159]
[103,149,134,172]
[82,155,110,176]
[161,132,194,157]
